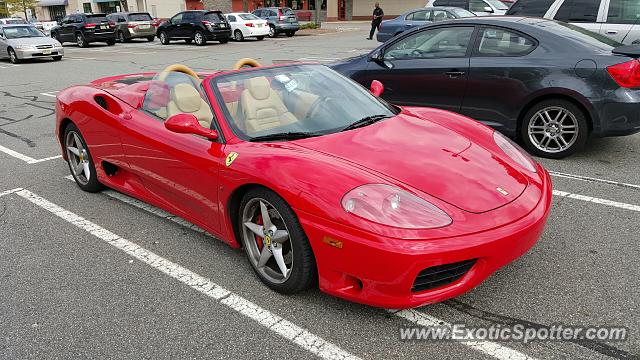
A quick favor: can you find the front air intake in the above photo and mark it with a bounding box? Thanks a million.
[411,259,477,293]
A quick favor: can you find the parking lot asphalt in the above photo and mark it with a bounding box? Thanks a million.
[0,29,638,359]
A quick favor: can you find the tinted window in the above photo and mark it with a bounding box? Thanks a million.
[554,0,599,22]
[227,15,237,22]
[128,13,152,21]
[470,0,490,12]
[536,20,622,49]
[86,14,108,22]
[477,27,536,56]
[204,12,225,22]
[607,0,640,24]
[171,13,183,23]
[506,0,555,16]
[182,12,197,22]
[384,26,474,59]
[433,0,452,5]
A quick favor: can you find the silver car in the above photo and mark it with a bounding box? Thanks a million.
[0,25,64,63]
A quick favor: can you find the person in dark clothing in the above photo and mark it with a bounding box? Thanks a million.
[368,2,384,40]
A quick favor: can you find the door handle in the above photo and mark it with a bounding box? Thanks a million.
[606,30,618,34]
[120,112,132,120]
[445,71,465,78]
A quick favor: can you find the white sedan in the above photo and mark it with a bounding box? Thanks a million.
[224,13,269,41]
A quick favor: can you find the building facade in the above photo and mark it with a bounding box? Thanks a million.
[35,0,423,22]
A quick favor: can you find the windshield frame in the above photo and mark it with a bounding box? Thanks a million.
[207,64,398,142]
[3,25,45,39]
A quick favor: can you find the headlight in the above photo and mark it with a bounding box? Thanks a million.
[493,131,537,173]
[341,184,452,229]
[14,45,35,50]
[53,42,63,48]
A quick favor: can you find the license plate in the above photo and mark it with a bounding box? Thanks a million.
[42,49,51,54]
[220,24,226,28]
[138,24,150,29]
[287,18,295,23]
[102,25,109,29]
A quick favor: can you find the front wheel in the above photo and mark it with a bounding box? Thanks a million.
[8,48,19,64]
[239,188,317,294]
[234,29,244,41]
[286,31,294,37]
[64,123,104,193]
[159,31,170,45]
[519,99,589,159]
[147,36,155,42]
[194,30,206,46]
[118,31,127,43]
[76,33,87,47]
[268,25,276,38]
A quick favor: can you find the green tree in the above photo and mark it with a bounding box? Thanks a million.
[4,0,36,19]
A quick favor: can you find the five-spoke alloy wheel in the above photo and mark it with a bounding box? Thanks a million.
[64,124,103,192]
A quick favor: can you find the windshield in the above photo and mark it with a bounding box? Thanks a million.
[452,8,476,17]
[239,13,259,20]
[211,65,396,140]
[485,0,509,10]
[205,12,225,22]
[3,26,44,38]
[128,13,152,21]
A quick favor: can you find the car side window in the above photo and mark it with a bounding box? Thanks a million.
[182,12,195,22]
[606,0,640,24]
[384,26,475,60]
[412,10,430,21]
[269,10,278,17]
[506,0,555,16]
[433,0,451,5]
[554,0,599,22]
[432,10,450,21]
[470,0,490,12]
[253,10,262,17]
[477,27,536,56]
[171,13,183,24]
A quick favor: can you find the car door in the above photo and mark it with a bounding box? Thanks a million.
[181,12,197,37]
[600,0,640,44]
[167,12,183,37]
[355,25,475,112]
[461,26,538,133]
[551,0,603,34]
[60,15,74,41]
[119,73,224,231]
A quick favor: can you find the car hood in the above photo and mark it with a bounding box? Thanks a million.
[294,114,528,213]
[7,37,59,46]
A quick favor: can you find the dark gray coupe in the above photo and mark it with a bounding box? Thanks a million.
[332,17,640,158]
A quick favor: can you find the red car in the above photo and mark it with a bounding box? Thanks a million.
[55,59,552,308]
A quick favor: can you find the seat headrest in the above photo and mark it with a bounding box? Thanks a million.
[172,84,202,113]
[244,77,271,100]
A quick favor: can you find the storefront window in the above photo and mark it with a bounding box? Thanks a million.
[308,0,325,10]
[83,2,91,13]
[286,0,301,10]
[48,5,66,22]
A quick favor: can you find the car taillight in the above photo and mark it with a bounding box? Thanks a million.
[607,59,640,88]
[127,23,136,28]
[245,22,254,27]
[84,23,96,29]
[202,20,211,26]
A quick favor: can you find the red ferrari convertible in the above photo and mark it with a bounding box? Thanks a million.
[55,59,552,308]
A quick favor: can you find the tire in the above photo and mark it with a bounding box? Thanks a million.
[76,33,87,47]
[52,56,62,61]
[519,99,589,159]
[268,25,276,38]
[256,35,264,40]
[8,48,19,64]
[147,36,155,42]
[159,31,170,45]
[239,188,317,294]
[234,29,244,41]
[219,38,228,44]
[286,31,294,37]
[194,30,206,46]
[118,31,127,43]
[64,123,104,193]
[106,39,115,46]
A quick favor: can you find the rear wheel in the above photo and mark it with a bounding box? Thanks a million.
[234,29,244,41]
[159,31,170,45]
[64,123,104,193]
[239,188,316,294]
[8,48,19,64]
[519,99,589,159]
[76,33,87,47]
[268,25,276,38]
[194,30,206,46]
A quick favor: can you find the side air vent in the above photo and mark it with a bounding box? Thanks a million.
[94,95,109,110]
[411,259,477,293]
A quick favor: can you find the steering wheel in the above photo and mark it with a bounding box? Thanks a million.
[233,58,262,70]
[157,64,200,82]
[306,96,336,120]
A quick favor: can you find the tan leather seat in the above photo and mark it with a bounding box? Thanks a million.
[166,83,214,129]
[240,77,297,133]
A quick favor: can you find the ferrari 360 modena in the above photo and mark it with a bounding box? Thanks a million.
[55,59,552,308]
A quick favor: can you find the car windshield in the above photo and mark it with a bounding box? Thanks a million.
[128,13,152,21]
[86,15,108,22]
[452,8,476,17]
[3,26,44,38]
[211,64,397,141]
[281,8,295,15]
[239,13,259,20]
[205,12,225,22]
[485,0,509,10]
[538,21,623,50]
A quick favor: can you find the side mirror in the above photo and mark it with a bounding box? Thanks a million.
[165,113,219,140]
[369,80,384,97]
[483,6,494,12]
[368,49,383,62]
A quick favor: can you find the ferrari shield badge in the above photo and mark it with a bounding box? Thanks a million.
[225,152,238,167]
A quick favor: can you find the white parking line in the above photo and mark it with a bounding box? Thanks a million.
[391,309,536,360]
[0,188,23,197]
[0,144,61,164]
[13,188,359,360]
[40,91,59,98]
[552,190,640,212]
[0,64,20,69]
[549,171,640,190]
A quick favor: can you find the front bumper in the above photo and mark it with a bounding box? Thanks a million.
[275,23,299,32]
[16,47,64,59]
[297,167,552,309]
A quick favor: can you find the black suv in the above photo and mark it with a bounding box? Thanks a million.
[51,13,116,47]
[157,10,231,46]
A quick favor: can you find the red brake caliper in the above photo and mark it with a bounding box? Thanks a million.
[255,214,264,250]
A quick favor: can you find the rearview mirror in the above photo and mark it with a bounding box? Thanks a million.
[165,114,219,140]
[369,80,384,97]
[483,6,494,12]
